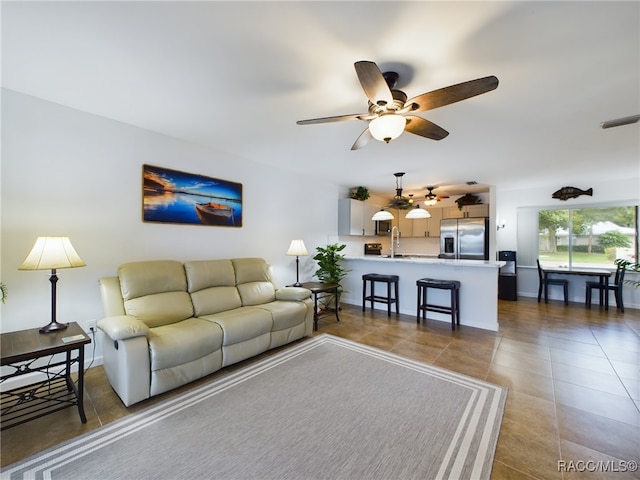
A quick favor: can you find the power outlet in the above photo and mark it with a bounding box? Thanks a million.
[86,319,97,333]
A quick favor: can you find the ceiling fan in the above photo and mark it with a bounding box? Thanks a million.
[600,114,640,129]
[387,172,411,210]
[296,60,499,150]
[424,186,450,205]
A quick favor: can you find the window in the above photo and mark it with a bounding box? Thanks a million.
[538,206,637,268]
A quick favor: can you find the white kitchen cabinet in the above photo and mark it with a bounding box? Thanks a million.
[396,209,413,237]
[338,199,379,236]
[426,207,442,237]
[407,206,442,237]
[443,204,489,219]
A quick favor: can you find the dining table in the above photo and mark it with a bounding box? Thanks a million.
[543,267,612,305]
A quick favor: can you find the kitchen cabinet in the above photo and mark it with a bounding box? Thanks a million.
[338,199,379,236]
[443,204,489,219]
[412,207,442,237]
[396,206,443,237]
[396,209,413,237]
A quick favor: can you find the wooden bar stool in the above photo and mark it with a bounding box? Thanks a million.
[362,273,399,316]
[416,278,461,330]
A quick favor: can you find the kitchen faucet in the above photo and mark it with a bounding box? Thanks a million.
[390,226,400,258]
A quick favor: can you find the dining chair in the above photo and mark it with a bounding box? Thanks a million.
[537,260,568,305]
[585,263,625,312]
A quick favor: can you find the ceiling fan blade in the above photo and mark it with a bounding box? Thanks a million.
[296,113,367,125]
[406,76,499,113]
[601,114,640,129]
[354,61,394,106]
[351,128,372,150]
[404,116,449,140]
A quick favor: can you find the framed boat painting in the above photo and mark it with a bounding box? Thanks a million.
[142,164,243,227]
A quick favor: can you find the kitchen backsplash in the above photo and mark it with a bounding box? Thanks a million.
[337,236,440,257]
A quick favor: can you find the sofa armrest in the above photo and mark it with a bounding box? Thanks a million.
[275,287,311,302]
[98,315,150,341]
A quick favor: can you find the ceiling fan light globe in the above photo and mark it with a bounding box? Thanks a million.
[424,198,438,206]
[369,114,406,143]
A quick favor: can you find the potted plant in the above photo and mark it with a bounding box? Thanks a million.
[455,193,482,210]
[0,282,6,304]
[615,258,640,288]
[350,186,370,201]
[313,243,349,309]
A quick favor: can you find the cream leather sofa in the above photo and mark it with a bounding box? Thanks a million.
[98,257,313,406]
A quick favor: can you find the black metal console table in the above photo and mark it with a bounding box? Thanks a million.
[1,322,91,430]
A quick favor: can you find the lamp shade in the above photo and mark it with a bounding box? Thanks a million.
[19,237,86,270]
[405,206,432,219]
[371,209,395,221]
[286,239,308,257]
[369,114,406,143]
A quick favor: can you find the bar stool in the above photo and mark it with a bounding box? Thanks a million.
[416,278,461,331]
[362,273,399,316]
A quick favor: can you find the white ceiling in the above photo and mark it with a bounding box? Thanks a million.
[2,1,639,198]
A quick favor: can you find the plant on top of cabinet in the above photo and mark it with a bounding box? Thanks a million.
[350,186,370,201]
[455,193,482,210]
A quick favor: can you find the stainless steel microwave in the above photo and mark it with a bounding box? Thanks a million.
[376,220,392,236]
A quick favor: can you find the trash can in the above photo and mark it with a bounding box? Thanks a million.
[498,251,517,301]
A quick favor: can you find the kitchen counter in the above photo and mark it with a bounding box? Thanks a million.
[341,256,505,331]
[349,255,504,268]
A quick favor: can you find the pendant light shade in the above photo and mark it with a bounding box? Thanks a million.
[369,114,406,143]
[372,209,394,221]
[405,206,431,219]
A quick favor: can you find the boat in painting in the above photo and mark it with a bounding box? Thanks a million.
[195,202,235,225]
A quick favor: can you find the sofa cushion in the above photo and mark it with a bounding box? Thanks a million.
[119,260,187,300]
[185,260,242,315]
[148,318,223,371]
[237,281,276,306]
[191,286,242,316]
[232,258,272,284]
[200,307,271,346]
[257,301,308,332]
[185,259,236,292]
[124,291,194,328]
[119,260,193,328]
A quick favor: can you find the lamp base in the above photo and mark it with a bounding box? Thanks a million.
[292,282,303,287]
[39,321,68,334]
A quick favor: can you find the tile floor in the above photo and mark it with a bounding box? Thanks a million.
[1,298,639,479]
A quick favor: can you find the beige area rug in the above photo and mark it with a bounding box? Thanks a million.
[2,334,507,480]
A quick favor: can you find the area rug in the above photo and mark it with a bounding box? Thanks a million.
[2,334,507,480]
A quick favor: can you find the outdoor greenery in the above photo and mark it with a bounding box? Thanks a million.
[539,206,635,255]
[313,243,349,292]
[598,230,631,249]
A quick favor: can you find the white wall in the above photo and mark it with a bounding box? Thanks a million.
[0,90,340,360]
[495,181,640,307]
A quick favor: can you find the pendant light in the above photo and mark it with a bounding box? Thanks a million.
[372,209,394,221]
[405,205,431,219]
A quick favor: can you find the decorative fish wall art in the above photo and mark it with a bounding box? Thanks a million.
[552,186,593,201]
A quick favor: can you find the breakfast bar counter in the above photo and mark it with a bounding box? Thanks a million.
[341,256,505,331]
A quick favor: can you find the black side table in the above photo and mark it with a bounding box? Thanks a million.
[294,282,340,331]
[1,322,91,430]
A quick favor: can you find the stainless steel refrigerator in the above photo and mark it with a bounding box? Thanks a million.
[439,218,489,260]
